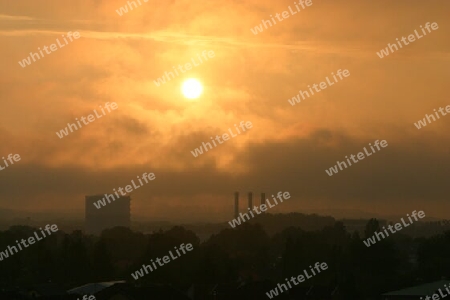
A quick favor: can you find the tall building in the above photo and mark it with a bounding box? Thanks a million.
[85,195,131,235]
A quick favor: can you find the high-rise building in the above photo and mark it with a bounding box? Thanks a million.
[85,195,131,235]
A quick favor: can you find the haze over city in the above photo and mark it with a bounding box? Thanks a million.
[2,1,450,299]
[1,1,449,224]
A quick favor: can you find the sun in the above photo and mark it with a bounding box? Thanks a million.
[181,78,203,99]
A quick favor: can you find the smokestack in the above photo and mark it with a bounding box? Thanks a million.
[234,192,239,219]
[248,192,253,210]
[261,193,266,209]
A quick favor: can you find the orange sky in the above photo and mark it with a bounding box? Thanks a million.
[0,0,449,222]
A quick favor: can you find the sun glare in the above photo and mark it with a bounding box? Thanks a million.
[181,78,203,99]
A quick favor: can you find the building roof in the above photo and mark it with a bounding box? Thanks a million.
[29,283,68,296]
[382,280,450,296]
[67,281,125,295]
[95,283,191,300]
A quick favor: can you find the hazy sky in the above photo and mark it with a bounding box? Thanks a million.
[0,0,449,222]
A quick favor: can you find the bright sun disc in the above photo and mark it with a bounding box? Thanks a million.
[182,79,203,99]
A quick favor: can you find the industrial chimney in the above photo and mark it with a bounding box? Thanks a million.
[234,192,239,219]
[260,193,266,209]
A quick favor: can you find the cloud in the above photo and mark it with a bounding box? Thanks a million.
[0,127,449,222]
[0,0,449,223]
[0,14,36,21]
